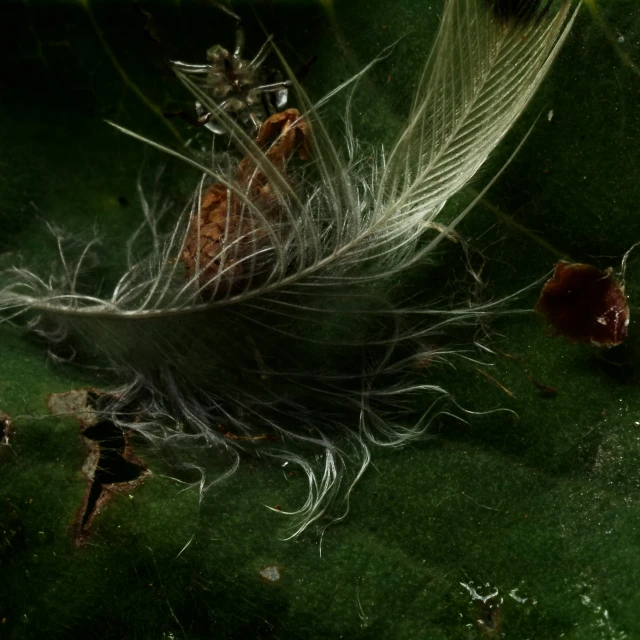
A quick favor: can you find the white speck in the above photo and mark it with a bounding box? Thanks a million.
[259,566,281,582]
[460,582,498,603]
[509,588,528,603]
[618,35,625,44]
[547,110,554,122]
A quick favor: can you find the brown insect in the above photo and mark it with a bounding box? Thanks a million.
[535,261,629,347]
[181,108,311,298]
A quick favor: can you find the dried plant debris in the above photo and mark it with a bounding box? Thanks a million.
[45,388,101,428]
[46,389,150,544]
[181,108,311,298]
[525,370,558,397]
[535,262,629,347]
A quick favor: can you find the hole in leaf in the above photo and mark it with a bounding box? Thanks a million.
[78,421,147,532]
[46,389,150,544]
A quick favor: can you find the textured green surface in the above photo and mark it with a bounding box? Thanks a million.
[2,0,640,638]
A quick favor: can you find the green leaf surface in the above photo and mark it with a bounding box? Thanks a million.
[2,0,640,638]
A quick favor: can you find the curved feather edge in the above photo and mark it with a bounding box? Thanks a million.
[0,0,579,537]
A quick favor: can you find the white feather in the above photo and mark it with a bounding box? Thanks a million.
[0,0,579,535]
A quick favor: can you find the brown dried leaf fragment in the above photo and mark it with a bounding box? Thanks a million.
[238,108,311,178]
[217,424,278,442]
[525,370,558,396]
[535,262,629,347]
[181,108,311,297]
[476,367,516,398]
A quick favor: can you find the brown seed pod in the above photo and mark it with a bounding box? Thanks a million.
[181,108,311,298]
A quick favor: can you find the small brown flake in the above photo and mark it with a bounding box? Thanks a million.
[535,261,629,347]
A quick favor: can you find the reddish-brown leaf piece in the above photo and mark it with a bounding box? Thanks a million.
[535,261,629,347]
